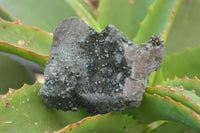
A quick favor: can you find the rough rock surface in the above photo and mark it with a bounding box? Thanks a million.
[40,17,164,114]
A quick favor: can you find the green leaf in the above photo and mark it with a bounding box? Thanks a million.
[151,120,199,133]
[165,0,200,55]
[148,70,165,86]
[124,77,200,130]
[0,0,78,32]
[0,20,52,68]
[145,120,168,133]
[0,7,13,21]
[97,0,154,39]
[146,86,200,115]
[0,41,48,69]
[124,92,200,130]
[134,0,182,43]
[0,82,89,132]
[66,0,101,31]
[161,77,200,97]
[0,53,35,94]
[0,19,52,55]
[56,113,147,133]
[161,46,200,80]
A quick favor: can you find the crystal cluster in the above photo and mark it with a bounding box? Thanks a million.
[40,17,164,114]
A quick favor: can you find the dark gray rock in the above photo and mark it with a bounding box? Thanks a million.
[40,17,164,114]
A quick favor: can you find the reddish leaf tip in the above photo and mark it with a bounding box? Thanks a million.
[139,21,143,25]
[129,0,134,5]
[184,76,190,80]
[147,6,151,11]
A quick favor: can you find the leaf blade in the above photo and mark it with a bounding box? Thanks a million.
[0,0,78,32]
[124,92,200,130]
[97,0,154,39]
[161,46,200,80]
[165,0,200,55]
[0,53,35,94]
[56,113,147,133]
[134,0,182,43]
[66,0,101,31]
[0,20,52,68]
[0,82,89,132]
[0,41,48,69]
[146,86,200,115]
[0,7,13,21]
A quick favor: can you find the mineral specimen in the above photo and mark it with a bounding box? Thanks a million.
[40,17,164,114]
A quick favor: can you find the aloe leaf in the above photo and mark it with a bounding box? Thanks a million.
[0,82,89,132]
[56,113,147,133]
[126,77,200,130]
[159,0,182,42]
[0,19,52,55]
[151,120,199,133]
[0,53,35,94]
[0,0,78,32]
[0,42,48,69]
[97,0,154,39]
[0,7,13,21]
[162,77,200,97]
[134,0,182,43]
[146,86,200,114]
[80,0,98,20]
[66,0,101,31]
[161,46,200,80]
[165,0,200,55]
[56,115,197,133]
[144,0,182,86]
[148,70,165,86]
[124,92,200,130]
[0,20,52,68]
[145,120,167,133]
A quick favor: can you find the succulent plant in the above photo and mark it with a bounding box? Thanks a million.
[0,0,200,132]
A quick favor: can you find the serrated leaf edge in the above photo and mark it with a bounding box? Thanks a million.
[166,76,200,84]
[146,92,200,129]
[55,113,111,133]
[0,81,41,98]
[160,0,182,42]
[146,86,200,111]
[133,0,181,43]
[164,45,200,60]
[0,41,49,68]
[0,19,53,36]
